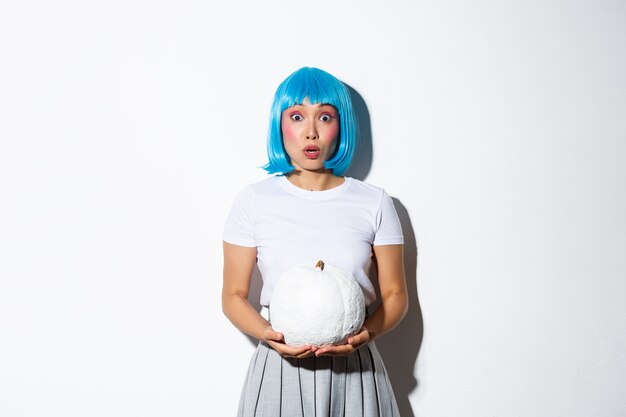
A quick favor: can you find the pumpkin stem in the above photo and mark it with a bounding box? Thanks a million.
[315,260,325,271]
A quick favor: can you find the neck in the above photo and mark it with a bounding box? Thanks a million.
[286,170,344,191]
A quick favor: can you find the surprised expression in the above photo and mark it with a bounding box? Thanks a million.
[281,98,340,173]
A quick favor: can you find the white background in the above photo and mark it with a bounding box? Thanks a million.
[1,1,625,416]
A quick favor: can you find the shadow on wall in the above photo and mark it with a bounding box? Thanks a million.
[376,198,422,417]
[346,85,424,417]
[244,84,423,417]
[348,85,423,417]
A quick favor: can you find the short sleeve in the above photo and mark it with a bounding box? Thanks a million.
[373,191,404,246]
[223,187,256,247]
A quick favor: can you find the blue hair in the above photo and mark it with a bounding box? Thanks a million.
[263,67,357,175]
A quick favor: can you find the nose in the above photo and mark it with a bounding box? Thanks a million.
[306,121,318,140]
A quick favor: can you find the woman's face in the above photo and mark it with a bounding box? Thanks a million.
[281,98,340,173]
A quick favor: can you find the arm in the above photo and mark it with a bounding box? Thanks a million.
[363,244,408,340]
[221,241,317,358]
[315,244,407,356]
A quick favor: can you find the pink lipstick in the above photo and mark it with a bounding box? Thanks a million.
[303,146,321,159]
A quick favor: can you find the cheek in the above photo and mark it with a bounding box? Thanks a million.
[322,123,340,150]
[281,120,297,142]
[327,124,339,142]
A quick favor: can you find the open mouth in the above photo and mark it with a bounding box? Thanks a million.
[303,146,321,159]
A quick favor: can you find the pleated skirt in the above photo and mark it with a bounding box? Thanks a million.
[236,341,400,417]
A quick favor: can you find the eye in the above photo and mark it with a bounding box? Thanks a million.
[290,113,303,121]
[319,114,334,122]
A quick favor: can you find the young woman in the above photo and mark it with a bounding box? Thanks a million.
[222,67,408,416]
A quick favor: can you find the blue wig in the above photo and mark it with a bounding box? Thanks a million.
[263,67,357,175]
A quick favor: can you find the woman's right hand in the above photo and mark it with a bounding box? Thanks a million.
[263,326,317,359]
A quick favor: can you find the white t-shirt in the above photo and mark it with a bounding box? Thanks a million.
[223,176,404,306]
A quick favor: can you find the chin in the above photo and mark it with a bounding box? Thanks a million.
[293,161,325,171]
[307,161,328,169]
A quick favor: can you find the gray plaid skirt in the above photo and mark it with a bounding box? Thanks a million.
[237,331,400,416]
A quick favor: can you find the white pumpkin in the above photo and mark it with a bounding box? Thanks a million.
[270,260,365,346]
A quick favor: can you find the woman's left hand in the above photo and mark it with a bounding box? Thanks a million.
[314,327,370,357]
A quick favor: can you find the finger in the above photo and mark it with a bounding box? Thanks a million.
[265,330,284,342]
[348,334,367,347]
[268,341,312,358]
[295,345,318,359]
[348,329,369,346]
[316,345,354,357]
[347,335,359,345]
[287,346,312,356]
[294,350,316,359]
[277,344,302,354]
